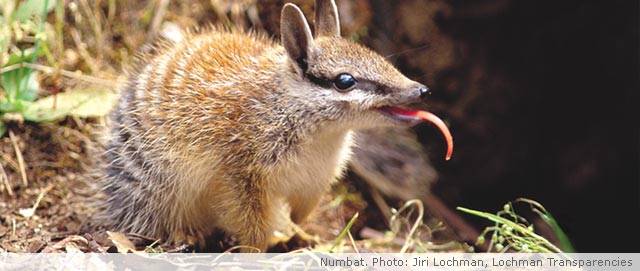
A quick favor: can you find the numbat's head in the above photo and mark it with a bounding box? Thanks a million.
[281,0,431,129]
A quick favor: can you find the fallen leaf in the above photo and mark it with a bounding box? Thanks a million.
[65,242,82,253]
[26,240,45,252]
[107,231,136,253]
[22,88,117,122]
[42,235,89,252]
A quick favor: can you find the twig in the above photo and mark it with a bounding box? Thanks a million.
[361,227,465,251]
[224,245,260,253]
[396,199,424,253]
[347,231,359,253]
[70,28,100,74]
[125,232,159,242]
[8,131,28,186]
[422,193,481,245]
[0,62,115,88]
[289,222,317,243]
[27,184,55,217]
[0,163,13,196]
[369,187,391,226]
[107,0,116,21]
[360,227,405,246]
[71,115,86,130]
[78,0,104,61]
[12,218,16,237]
[147,0,171,42]
[0,153,20,172]
[165,244,192,253]
[54,0,65,61]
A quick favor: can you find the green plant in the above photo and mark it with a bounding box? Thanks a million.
[458,198,575,253]
[1,0,51,122]
[1,0,116,136]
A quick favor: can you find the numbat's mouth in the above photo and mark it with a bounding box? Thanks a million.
[376,106,454,161]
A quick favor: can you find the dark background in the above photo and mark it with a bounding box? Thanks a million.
[381,0,639,252]
[264,0,637,252]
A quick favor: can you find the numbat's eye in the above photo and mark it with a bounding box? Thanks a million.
[333,73,357,92]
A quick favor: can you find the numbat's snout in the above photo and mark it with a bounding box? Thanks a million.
[95,0,451,252]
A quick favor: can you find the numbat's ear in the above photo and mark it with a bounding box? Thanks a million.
[315,0,340,37]
[281,3,314,73]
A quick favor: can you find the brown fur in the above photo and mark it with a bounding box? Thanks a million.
[95,0,428,251]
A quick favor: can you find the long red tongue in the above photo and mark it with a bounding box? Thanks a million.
[387,107,454,161]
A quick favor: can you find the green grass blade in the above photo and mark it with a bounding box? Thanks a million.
[457,206,563,253]
[538,211,575,252]
[0,120,6,137]
[515,198,575,252]
[330,212,359,252]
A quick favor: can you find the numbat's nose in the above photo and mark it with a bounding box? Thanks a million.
[418,85,431,99]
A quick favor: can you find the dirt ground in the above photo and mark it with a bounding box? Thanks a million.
[0,121,96,252]
[0,122,461,253]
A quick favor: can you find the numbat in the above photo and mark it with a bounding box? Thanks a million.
[96,0,451,251]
